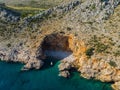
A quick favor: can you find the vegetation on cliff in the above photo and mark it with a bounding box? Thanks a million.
[0,0,120,89]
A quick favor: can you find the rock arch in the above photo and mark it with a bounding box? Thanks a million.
[41,33,74,59]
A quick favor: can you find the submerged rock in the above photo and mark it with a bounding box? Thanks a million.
[59,70,70,78]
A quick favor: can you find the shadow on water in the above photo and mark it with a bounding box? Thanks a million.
[69,68,79,78]
[41,56,60,70]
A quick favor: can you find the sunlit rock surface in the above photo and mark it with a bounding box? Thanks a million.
[0,0,120,89]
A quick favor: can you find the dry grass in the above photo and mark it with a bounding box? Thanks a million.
[6,5,46,18]
[1,0,71,9]
[7,5,46,11]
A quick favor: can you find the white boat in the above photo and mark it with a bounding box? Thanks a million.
[50,62,53,66]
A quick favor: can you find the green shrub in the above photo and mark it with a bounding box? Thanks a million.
[96,43,108,53]
[67,27,72,31]
[109,61,117,67]
[114,50,120,56]
[7,43,11,48]
[89,36,108,53]
[90,4,96,10]
[85,47,94,57]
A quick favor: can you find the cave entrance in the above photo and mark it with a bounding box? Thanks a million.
[40,33,75,69]
[41,33,73,60]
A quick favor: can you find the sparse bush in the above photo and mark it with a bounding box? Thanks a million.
[90,4,96,10]
[89,36,108,53]
[114,50,120,56]
[85,47,94,57]
[7,43,11,48]
[109,61,117,67]
[52,13,57,17]
[67,27,72,31]
[96,43,108,53]
[91,4,96,9]
[118,45,120,48]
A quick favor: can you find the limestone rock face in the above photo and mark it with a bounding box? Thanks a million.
[58,58,73,78]
[1,0,120,89]
[24,0,80,24]
[21,59,44,71]
[112,81,120,90]
[0,41,44,70]
[58,61,71,71]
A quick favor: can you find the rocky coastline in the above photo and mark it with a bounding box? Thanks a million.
[0,0,120,90]
[0,33,120,90]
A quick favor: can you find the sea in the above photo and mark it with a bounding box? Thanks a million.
[0,57,112,90]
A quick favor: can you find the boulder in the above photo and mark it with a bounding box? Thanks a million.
[59,70,70,78]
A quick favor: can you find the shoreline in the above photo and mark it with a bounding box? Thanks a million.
[0,60,113,90]
[0,33,119,90]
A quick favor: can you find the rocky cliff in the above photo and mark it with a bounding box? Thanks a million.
[0,0,120,89]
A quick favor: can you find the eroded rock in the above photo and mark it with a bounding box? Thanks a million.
[58,61,72,71]
[21,59,44,71]
[59,70,70,78]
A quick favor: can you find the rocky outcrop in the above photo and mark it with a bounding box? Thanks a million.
[58,53,75,78]
[58,61,72,78]
[0,26,120,89]
[71,39,120,90]
[112,81,120,90]
[80,0,120,21]
[76,56,115,82]
[38,33,119,88]
[23,0,80,24]
[59,70,70,78]
[78,0,120,22]
[0,33,75,71]
[1,0,120,89]
[0,41,44,70]
[21,59,44,71]
[24,0,120,24]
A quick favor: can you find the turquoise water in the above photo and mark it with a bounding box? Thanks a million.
[0,59,112,90]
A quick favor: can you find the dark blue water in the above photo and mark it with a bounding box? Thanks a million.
[0,59,112,90]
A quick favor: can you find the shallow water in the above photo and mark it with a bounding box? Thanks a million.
[0,59,112,90]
